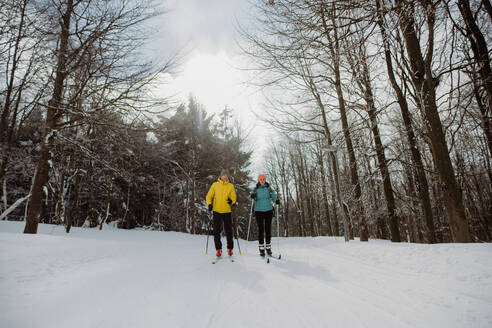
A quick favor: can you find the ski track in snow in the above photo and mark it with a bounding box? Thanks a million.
[1,221,491,328]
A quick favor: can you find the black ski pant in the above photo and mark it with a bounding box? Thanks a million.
[213,212,234,250]
[255,210,273,245]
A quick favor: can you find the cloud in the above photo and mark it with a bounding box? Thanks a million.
[158,0,244,55]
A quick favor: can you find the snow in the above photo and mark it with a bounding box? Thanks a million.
[1,220,491,328]
[19,140,33,146]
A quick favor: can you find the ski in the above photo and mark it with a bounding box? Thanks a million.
[259,253,281,263]
[212,256,235,264]
[267,253,281,260]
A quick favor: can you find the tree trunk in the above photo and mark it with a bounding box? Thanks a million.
[357,51,400,241]
[304,59,349,238]
[327,165,340,236]
[458,0,492,125]
[376,0,436,243]
[396,0,471,242]
[482,0,492,22]
[318,151,333,236]
[191,171,196,234]
[65,173,81,233]
[99,179,113,230]
[54,171,64,225]
[1,178,7,219]
[24,0,74,233]
[472,74,492,158]
[319,5,368,241]
[296,153,309,236]
[290,156,303,236]
[279,156,290,237]
[402,148,423,243]
[367,104,400,241]
[313,89,348,239]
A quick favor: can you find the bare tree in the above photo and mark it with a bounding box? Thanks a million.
[0,0,46,215]
[375,0,436,242]
[24,0,172,233]
[394,0,471,242]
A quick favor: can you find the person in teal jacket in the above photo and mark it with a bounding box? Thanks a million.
[248,173,279,256]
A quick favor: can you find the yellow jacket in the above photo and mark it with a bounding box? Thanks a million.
[206,179,237,213]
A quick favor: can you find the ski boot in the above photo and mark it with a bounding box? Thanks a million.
[266,244,272,256]
[259,244,265,257]
[216,249,222,258]
[228,249,233,256]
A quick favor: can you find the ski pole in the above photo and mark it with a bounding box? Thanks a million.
[235,225,242,255]
[233,203,242,255]
[275,203,281,254]
[276,204,279,237]
[246,200,254,242]
[205,210,213,255]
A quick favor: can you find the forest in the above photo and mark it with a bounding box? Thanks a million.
[1,0,491,244]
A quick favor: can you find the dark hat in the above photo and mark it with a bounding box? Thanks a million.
[220,169,229,177]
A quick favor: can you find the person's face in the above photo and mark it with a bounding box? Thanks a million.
[220,175,229,182]
[259,177,266,185]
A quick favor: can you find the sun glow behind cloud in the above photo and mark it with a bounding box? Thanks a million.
[172,51,247,114]
[151,0,275,172]
[152,0,263,129]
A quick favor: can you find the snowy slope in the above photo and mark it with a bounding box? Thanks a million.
[1,220,491,328]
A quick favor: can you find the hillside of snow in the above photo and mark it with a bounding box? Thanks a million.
[1,220,491,328]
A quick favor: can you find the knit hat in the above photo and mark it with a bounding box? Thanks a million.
[220,169,230,178]
[258,174,266,181]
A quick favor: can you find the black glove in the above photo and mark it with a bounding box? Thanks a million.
[227,198,232,205]
[208,204,212,212]
[251,192,257,200]
[275,199,280,205]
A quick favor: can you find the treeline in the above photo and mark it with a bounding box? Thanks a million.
[241,0,492,242]
[0,0,252,234]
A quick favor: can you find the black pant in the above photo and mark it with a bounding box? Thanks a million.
[255,210,273,245]
[213,212,233,250]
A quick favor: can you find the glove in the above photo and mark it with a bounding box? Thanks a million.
[275,199,280,205]
[251,192,257,200]
[227,198,232,205]
[208,204,212,212]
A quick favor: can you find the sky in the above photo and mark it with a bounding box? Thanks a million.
[152,0,274,175]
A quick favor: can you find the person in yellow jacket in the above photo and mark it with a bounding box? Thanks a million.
[206,170,237,258]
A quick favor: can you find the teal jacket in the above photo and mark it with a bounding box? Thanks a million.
[248,183,278,212]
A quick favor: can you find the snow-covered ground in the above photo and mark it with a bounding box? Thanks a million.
[1,220,491,328]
